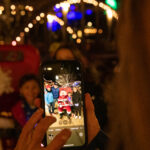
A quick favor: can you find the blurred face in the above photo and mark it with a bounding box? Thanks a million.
[56,48,75,60]
[20,80,40,106]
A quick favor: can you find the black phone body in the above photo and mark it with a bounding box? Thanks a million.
[41,60,87,149]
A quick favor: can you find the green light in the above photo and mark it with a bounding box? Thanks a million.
[105,0,117,10]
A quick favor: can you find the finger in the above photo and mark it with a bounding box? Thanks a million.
[31,116,56,145]
[46,129,71,150]
[85,93,95,112]
[15,108,43,150]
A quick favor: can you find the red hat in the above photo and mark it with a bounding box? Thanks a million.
[46,85,51,89]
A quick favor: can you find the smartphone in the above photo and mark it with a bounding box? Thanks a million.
[41,60,87,149]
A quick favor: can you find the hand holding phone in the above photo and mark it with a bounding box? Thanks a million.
[41,60,87,149]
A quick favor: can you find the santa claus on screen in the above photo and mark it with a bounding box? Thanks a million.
[58,89,71,119]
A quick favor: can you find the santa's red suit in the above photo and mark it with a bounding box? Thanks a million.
[58,91,71,116]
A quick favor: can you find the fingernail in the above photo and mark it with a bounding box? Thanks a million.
[61,129,72,140]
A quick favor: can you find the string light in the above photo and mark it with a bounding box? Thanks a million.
[0,6,4,11]
[36,16,41,21]
[98,29,103,34]
[28,23,33,28]
[10,5,16,10]
[77,30,82,37]
[84,28,97,34]
[87,21,92,27]
[40,13,45,18]
[76,38,81,44]
[11,10,16,15]
[12,41,17,46]
[72,33,77,39]
[60,2,70,13]
[67,26,73,34]
[20,10,25,16]
[47,14,54,23]
[16,36,21,42]
[106,9,113,19]
[20,32,24,37]
[28,6,33,12]
[24,27,29,32]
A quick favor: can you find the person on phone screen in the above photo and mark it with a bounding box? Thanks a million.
[45,85,54,115]
[72,86,81,119]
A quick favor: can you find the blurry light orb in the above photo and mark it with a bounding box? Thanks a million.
[98,29,103,34]
[61,2,70,13]
[40,13,45,18]
[24,27,29,32]
[12,41,17,46]
[16,36,21,42]
[28,23,33,28]
[20,10,25,16]
[77,30,82,37]
[33,20,37,24]
[47,14,54,23]
[11,10,16,15]
[87,21,92,27]
[72,34,77,39]
[55,4,60,9]
[25,5,29,10]
[36,16,41,21]
[0,6,4,11]
[10,5,16,10]
[29,6,33,12]
[76,38,81,44]
[106,9,113,19]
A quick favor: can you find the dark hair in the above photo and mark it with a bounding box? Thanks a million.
[19,74,40,88]
[52,42,82,61]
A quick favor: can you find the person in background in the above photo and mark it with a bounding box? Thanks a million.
[12,74,41,127]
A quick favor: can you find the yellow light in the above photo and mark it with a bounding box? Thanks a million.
[47,14,54,23]
[61,2,70,13]
[28,6,33,12]
[47,67,53,71]
[36,16,41,21]
[98,29,103,34]
[24,27,29,32]
[72,34,77,39]
[87,21,92,27]
[77,30,82,37]
[76,38,81,44]
[84,28,97,34]
[0,6,4,11]
[11,10,16,15]
[106,9,113,19]
[40,13,45,18]
[55,4,60,9]
[0,10,2,15]
[67,26,73,34]
[20,10,25,16]
[39,20,44,24]
[28,23,33,28]
[25,5,29,10]
[12,41,17,46]
[16,36,21,42]
[10,5,16,10]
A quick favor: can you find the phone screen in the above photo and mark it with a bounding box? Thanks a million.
[42,61,86,148]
